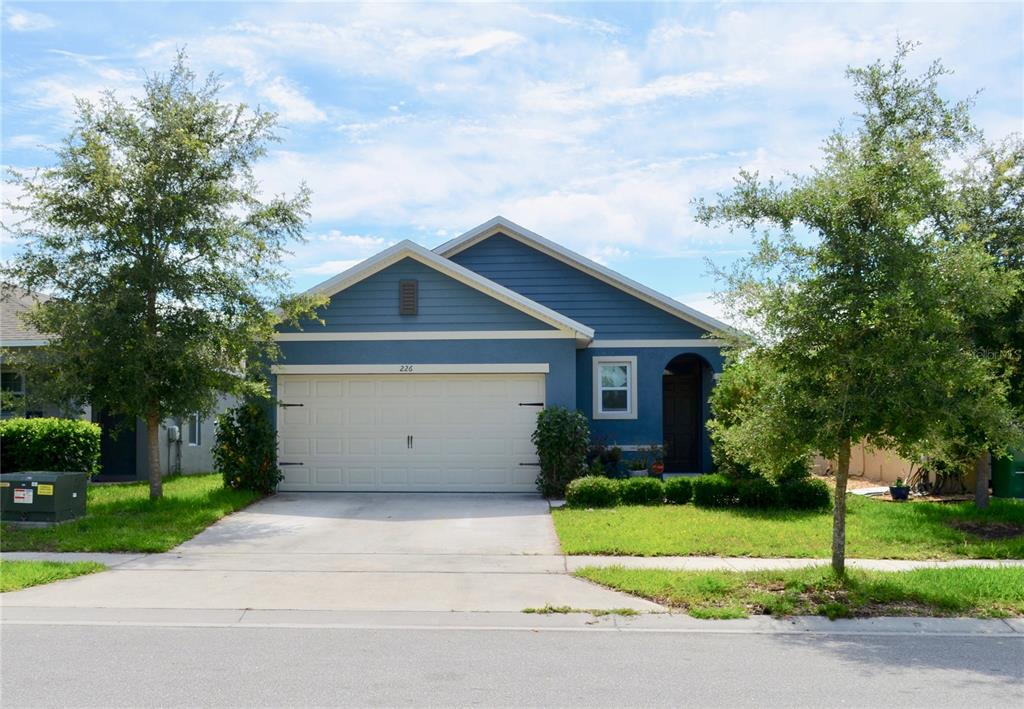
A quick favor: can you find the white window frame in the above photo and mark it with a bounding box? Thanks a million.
[592,356,638,420]
[188,413,202,447]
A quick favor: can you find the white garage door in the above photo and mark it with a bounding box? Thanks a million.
[276,373,544,492]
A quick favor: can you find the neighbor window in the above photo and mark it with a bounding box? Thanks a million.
[592,356,638,420]
[188,413,201,446]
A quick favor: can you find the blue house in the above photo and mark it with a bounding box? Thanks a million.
[273,217,732,492]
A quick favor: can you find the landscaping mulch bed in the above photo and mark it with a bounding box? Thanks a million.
[950,519,1024,541]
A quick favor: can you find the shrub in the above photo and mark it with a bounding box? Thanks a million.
[532,406,590,497]
[780,477,832,511]
[736,476,782,509]
[0,417,101,475]
[214,402,281,495]
[620,476,664,505]
[663,476,693,505]
[692,474,738,508]
[777,457,812,482]
[565,476,621,508]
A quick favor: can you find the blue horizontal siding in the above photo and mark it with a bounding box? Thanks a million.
[272,338,576,416]
[449,234,710,339]
[576,347,724,473]
[280,257,555,333]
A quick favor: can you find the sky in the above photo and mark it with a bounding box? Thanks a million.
[2,1,1022,321]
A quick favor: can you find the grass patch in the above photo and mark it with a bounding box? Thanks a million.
[0,560,106,592]
[553,496,1024,559]
[522,604,640,617]
[0,474,261,553]
[576,565,1024,619]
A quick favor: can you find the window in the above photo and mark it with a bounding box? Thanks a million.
[188,413,202,446]
[592,356,637,420]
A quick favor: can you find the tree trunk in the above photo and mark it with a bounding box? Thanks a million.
[147,409,163,500]
[831,437,852,577]
[974,452,990,510]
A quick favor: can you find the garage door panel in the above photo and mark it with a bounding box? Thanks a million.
[277,373,543,492]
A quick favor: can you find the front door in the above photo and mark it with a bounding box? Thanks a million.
[663,361,701,472]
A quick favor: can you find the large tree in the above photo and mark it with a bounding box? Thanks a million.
[3,54,321,499]
[698,44,1021,575]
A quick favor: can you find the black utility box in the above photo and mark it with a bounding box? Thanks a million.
[0,471,88,525]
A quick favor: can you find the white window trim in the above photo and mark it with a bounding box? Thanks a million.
[188,413,201,447]
[592,356,638,420]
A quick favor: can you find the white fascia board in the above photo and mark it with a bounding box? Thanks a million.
[0,339,48,347]
[589,338,727,348]
[271,363,550,375]
[289,239,594,342]
[435,216,744,339]
[275,330,571,342]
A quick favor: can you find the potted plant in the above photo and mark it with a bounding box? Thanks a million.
[889,477,911,501]
[646,445,666,476]
[627,456,648,477]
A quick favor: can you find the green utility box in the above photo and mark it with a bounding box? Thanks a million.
[0,471,88,525]
[992,449,1024,499]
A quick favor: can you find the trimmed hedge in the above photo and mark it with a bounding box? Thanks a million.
[780,477,832,510]
[692,474,738,508]
[565,475,620,508]
[0,417,102,475]
[620,477,664,505]
[663,476,693,505]
[736,476,782,509]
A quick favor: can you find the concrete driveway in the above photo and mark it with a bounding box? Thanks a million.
[0,493,660,613]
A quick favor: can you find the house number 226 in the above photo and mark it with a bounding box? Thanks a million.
[399,365,414,372]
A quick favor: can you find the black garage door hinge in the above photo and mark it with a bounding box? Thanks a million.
[280,403,305,408]
[519,462,541,467]
[279,462,304,466]
[518,402,544,407]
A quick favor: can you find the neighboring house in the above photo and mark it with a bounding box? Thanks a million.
[0,286,226,480]
[272,216,733,492]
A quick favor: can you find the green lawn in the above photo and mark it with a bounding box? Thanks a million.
[553,496,1024,559]
[0,560,106,592]
[0,474,261,553]
[576,565,1024,619]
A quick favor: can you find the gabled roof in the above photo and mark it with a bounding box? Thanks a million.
[0,286,50,347]
[294,239,595,344]
[434,216,740,338]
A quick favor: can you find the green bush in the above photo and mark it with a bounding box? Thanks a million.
[565,476,620,508]
[692,474,738,508]
[663,476,693,505]
[780,477,832,510]
[777,457,812,482]
[214,402,281,495]
[0,417,101,475]
[532,406,590,497]
[736,476,782,509]
[620,476,665,505]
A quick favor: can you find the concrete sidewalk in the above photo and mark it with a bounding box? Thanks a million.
[6,551,1024,573]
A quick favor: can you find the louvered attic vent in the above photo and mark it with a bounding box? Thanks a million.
[399,279,418,315]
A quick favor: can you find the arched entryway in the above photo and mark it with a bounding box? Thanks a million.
[662,354,707,472]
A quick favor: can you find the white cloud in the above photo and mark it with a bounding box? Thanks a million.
[301,259,364,276]
[261,77,326,123]
[314,232,386,249]
[5,9,55,32]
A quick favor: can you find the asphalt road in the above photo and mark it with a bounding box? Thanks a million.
[2,624,1022,708]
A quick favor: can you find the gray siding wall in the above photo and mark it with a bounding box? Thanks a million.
[279,257,556,333]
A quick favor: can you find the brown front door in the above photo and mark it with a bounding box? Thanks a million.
[663,361,701,472]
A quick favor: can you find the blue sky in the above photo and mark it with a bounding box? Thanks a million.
[3,2,1022,321]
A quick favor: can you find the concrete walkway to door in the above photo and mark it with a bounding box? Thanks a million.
[0,493,661,614]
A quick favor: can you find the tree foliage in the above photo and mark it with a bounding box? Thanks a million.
[2,53,323,499]
[698,43,1022,574]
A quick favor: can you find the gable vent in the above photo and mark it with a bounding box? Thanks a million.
[398,279,418,315]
